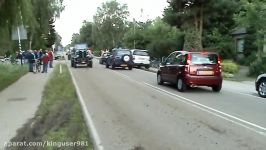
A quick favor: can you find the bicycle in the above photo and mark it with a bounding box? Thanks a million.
[33,59,42,73]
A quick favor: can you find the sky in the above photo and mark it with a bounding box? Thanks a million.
[55,0,169,46]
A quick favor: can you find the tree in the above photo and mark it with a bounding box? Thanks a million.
[79,21,94,47]
[123,19,184,58]
[163,0,239,51]
[0,0,64,53]
[235,0,266,54]
[93,0,129,49]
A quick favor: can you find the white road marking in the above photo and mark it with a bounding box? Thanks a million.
[113,70,266,136]
[223,89,263,99]
[59,64,62,74]
[68,66,104,150]
[144,83,266,136]
[137,68,263,99]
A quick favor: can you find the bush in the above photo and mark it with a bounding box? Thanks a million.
[249,53,266,76]
[221,60,239,74]
[238,52,257,66]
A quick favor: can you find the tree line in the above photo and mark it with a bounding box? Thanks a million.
[71,0,265,60]
[0,0,64,55]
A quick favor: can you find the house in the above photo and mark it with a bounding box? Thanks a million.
[231,27,248,59]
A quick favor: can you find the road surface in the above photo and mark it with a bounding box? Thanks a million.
[68,59,266,150]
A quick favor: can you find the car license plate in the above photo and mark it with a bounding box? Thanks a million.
[121,64,127,67]
[197,71,214,75]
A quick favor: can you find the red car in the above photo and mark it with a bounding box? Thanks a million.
[157,51,223,92]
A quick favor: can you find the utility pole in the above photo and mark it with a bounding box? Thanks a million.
[17,26,22,52]
[133,18,136,49]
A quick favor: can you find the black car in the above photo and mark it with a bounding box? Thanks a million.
[99,52,110,64]
[71,50,93,68]
[255,73,266,98]
[106,48,134,70]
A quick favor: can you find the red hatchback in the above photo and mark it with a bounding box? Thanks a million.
[157,51,223,92]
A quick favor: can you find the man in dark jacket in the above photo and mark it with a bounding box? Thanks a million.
[28,50,35,72]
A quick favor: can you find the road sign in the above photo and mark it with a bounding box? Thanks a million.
[12,25,27,40]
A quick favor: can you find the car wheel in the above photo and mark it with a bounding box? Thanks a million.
[128,66,133,70]
[74,63,77,68]
[258,80,266,98]
[71,61,74,67]
[145,65,150,69]
[88,63,92,68]
[111,63,115,69]
[157,74,164,85]
[177,78,187,92]
[212,85,222,92]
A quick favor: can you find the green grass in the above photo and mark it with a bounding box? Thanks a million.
[0,64,28,92]
[8,64,93,150]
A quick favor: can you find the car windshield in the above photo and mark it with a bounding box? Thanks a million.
[191,53,218,64]
[116,50,131,56]
[133,51,149,56]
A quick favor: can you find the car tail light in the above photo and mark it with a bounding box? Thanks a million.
[186,53,191,65]
[218,55,222,65]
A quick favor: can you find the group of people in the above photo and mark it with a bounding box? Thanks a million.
[16,48,54,73]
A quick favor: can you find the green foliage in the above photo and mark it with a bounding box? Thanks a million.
[235,0,266,52]
[0,64,28,92]
[123,19,184,58]
[71,21,94,48]
[249,52,266,76]
[93,0,129,49]
[0,0,64,52]
[222,60,239,74]
[237,51,257,66]
[164,0,239,53]
[146,19,184,58]
[204,28,235,59]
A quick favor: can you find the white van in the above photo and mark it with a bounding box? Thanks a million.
[130,49,150,69]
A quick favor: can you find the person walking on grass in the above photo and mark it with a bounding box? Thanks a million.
[41,50,49,73]
[48,48,54,68]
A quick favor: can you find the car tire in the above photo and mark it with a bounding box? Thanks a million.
[74,63,77,68]
[111,63,115,69]
[88,63,92,68]
[157,74,164,85]
[145,65,150,69]
[128,66,133,70]
[177,78,187,92]
[258,80,266,98]
[106,63,109,68]
[71,61,74,67]
[212,85,222,92]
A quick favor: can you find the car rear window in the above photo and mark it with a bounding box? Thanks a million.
[117,50,131,56]
[133,51,149,56]
[191,53,218,64]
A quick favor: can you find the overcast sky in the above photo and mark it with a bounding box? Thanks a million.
[55,0,168,46]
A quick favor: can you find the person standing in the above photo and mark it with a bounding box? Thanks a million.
[41,50,49,73]
[15,51,23,65]
[28,50,35,72]
[48,48,54,68]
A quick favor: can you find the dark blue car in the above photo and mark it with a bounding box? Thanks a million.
[106,48,134,70]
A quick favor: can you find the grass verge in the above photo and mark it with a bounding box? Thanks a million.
[7,64,93,150]
[0,64,28,92]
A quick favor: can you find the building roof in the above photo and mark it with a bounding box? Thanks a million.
[231,27,247,35]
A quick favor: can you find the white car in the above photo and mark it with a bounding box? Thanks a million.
[130,49,150,69]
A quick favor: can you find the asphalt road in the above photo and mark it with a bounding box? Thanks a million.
[68,59,266,150]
